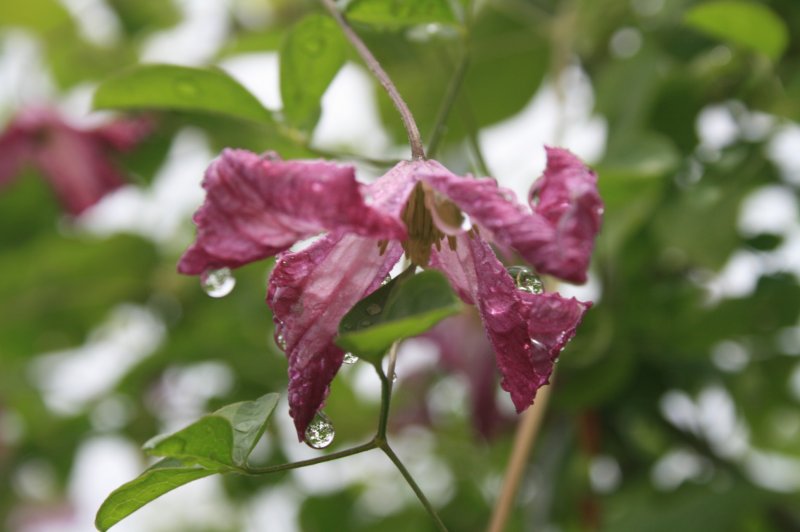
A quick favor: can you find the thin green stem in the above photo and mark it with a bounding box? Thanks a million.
[427,52,471,159]
[380,443,449,532]
[319,0,425,160]
[241,441,377,475]
[373,341,399,440]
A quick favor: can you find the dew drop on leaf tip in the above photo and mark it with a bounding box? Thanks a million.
[305,412,335,449]
[201,267,236,298]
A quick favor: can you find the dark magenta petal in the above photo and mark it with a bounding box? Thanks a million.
[528,147,603,283]
[417,151,602,284]
[268,231,403,440]
[178,149,407,275]
[430,234,589,412]
[425,310,512,439]
[0,108,144,215]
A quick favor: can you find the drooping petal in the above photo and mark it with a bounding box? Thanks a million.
[268,231,403,440]
[178,149,407,275]
[430,234,589,411]
[528,147,603,283]
[414,160,556,268]
[425,310,512,439]
[416,151,602,284]
[0,108,150,215]
[34,120,127,216]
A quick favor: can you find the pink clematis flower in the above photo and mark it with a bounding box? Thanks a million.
[179,147,602,441]
[0,107,152,216]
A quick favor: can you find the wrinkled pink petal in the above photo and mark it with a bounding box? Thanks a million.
[430,234,589,411]
[268,231,403,440]
[178,149,407,275]
[528,147,603,283]
[416,151,601,284]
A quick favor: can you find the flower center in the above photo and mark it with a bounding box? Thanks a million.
[399,182,459,265]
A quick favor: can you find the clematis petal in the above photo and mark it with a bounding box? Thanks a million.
[430,234,589,411]
[178,149,407,275]
[528,147,603,283]
[268,231,403,440]
[416,150,602,284]
[414,160,555,268]
[0,108,150,215]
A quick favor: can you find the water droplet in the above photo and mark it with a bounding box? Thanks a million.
[391,372,398,383]
[460,212,473,231]
[276,331,287,350]
[304,412,335,449]
[174,77,200,98]
[343,352,359,364]
[381,275,392,286]
[506,266,544,294]
[366,303,382,316]
[201,268,236,298]
[530,338,546,351]
[359,319,372,328]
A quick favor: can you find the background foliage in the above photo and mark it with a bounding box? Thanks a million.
[1,0,799,530]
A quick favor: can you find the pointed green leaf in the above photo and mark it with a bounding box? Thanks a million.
[336,270,462,363]
[93,64,274,125]
[143,415,236,470]
[346,0,456,28]
[684,1,788,60]
[95,459,215,532]
[215,393,279,466]
[144,392,280,469]
[280,14,346,131]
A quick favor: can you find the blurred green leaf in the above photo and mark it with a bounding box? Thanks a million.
[0,234,158,357]
[93,64,274,125]
[684,1,789,60]
[144,393,279,469]
[95,459,215,532]
[0,0,71,33]
[337,270,462,363]
[346,0,456,28]
[106,0,180,36]
[280,14,346,131]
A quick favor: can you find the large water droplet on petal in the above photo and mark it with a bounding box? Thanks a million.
[530,338,546,351]
[305,411,335,449]
[506,266,544,294]
[343,352,359,365]
[276,332,287,351]
[201,268,236,298]
[366,303,382,316]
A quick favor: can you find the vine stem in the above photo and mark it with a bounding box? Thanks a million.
[487,382,553,532]
[242,441,377,475]
[319,0,426,160]
[380,442,449,532]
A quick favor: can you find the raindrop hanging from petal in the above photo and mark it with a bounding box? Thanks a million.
[201,268,236,298]
[506,266,544,294]
[343,352,359,364]
[305,411,335,449]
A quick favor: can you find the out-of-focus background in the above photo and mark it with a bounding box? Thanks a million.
[1,0,800,530]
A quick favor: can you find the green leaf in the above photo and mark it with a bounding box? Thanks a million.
[93,64,274,125]
[143,416,237,470]
[95,459,215,532]
[96,394,279,530]
[337,270,462,363]
[0,0,72,33]
[144,393,279,469]
[684,1,789,60]
[280,14,346,131]
[214,393,280,466]
[346,0,456,28]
